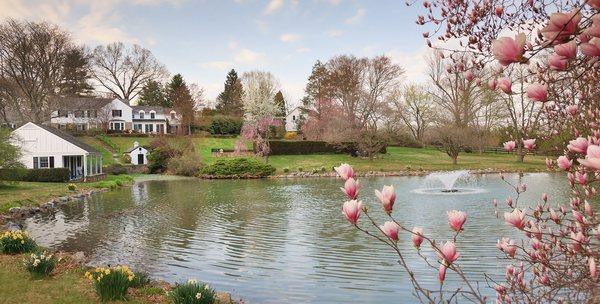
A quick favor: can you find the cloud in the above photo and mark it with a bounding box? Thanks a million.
[345,8,365,25]
[280,33,301,42]
[254,19,269,33]
[0,0,31,19]
[386,46,432,83]
[296,47,310,53]
[326,29,344,37]
[264,0,284,14]
[234,48,266,65]
[201,61,234,70]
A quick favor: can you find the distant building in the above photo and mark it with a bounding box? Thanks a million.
[12,122,104,181]
[50,97,180,134]
[285,106,302,132]
[125,141,148,165]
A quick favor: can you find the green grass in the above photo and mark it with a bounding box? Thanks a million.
[0,175,134,214]
[0,254,168,303]
[79,137,117,166]
[80,136,548,174]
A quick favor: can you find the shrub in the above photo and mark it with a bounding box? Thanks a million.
[208,115,243,135]
[121,154,132,164]
[0,168,70,182]
[168,279,216,304]
[23,251,57,277]
[283,131,297,140]
[320,166,326,172]
[85,265,135,301]
[67,183,77,191]
[168,151,203,176]
[266,140,386,155]
[201,158,275,178]
[298,167,303,172]
[105,163,128,175]
[129,271,151,288]
[0,230,37,254]
[148,138,180,173]
[283,167,289,173]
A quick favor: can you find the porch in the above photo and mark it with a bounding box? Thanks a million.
[62,153,104,181]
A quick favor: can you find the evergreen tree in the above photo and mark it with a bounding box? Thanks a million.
[138,80,169,107]
[60,47,94,97]
[216,69,244,116]
[273,90,286,117]
[168,74,195,134]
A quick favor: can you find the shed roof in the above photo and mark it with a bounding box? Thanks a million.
[32,122,101,154]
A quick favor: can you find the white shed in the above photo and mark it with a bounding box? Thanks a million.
[126,141,148,165]
[11,122,104,181]
[285,106,302,132]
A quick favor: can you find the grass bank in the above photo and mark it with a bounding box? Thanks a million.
[80,136,548,173]
[0,175,134,214]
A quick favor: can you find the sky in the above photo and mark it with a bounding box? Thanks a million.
[0,0,431,107]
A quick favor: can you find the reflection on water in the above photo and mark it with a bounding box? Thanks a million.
[23,173,572,303]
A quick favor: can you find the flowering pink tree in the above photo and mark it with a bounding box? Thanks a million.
[334,1,600,302]
[238,116,282,163]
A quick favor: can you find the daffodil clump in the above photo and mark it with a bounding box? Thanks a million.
[67,183,77,191]
[0,230,37,254]
[168,279,216,304]
[85,265,135,301]
[23,251,57,277]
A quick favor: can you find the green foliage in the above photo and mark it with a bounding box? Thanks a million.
[0,230,37,254]
[89,175,133,190]
[67,183,77,191]
[23,251,57,277]
[129,271,151,288]
[95,134,120,153]
[0,168,70,182]
[297,167,303,172]
[267,140,386,155]
[216,69,244,116]
[273,90,286,117]
[283,167,289,173]
[85,265,135,301]
[167,151,204,176]
[0,128,24,182]
[320,166,326,172]
[121,154,132,164]
[208,115,243,135]
[138,80,170,107]
[168,280,216,304]
[201,158,276,178]
[105,163,128,175]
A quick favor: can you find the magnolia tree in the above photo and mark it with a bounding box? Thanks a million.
[334,1,600,303]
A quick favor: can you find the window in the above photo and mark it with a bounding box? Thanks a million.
[170,112,176,119]
[74,110,84,118]
[112,110,122,117]
[76,124,86,131]
[34,156,54,168]
[292,115,296,121]
[57,110,68,117]
[150,111,155,119]
[87,110,97,118]
[145,124,153,133]
[139,111,145,119]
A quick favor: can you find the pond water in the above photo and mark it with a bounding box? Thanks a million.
[22,173,573,303]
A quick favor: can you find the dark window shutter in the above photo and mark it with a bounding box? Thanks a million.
[33,157,39,169]
[49,156,55,168]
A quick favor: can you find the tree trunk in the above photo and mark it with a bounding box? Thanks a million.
[517,147,525,163]
[452,156,458,165]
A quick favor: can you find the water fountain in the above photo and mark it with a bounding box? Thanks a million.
[412,170,486,195]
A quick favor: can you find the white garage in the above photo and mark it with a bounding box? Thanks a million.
[126,142,148,165]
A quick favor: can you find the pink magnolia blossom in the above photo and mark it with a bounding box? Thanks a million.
[554,41,578,59]
[541,11,582,43]
[375,185,396,214]
[572,210,585,223]
[341,178,359,199]
[498,77,512,94]
[438,264,447,282]
[590,257,597,279]
[503,140,516,152]
[380,221,399,241]
[523,139,536,152]
[578,145,600,170]
[488,79,497,90]
[526,84,548,102]
[439,241,460,265]
[585,201,593,217]
[557,156,572,171]
[548,54,568,70]
[581,39,600,57]
[545,158,554,170]
[587,0,600,9]
[495,6,503,17]
[584,15,600,38]
[571,231,587,252]
[575,171,587,185]
[567,137,588,153]
[497,238,517,257]
[447,210,467,231]
[566,105,578,115]
[549,208,560,223]
[342,200,362,225]
[465,70,474,82]
[492,33,526,66]
[411,227,424,248]
[335,163,354,180]
[504,209,526,229]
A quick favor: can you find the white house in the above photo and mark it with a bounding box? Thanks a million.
[12,122,104,181]
[50,97,180,134]
[285,106,302,132]
[125,141,148,165]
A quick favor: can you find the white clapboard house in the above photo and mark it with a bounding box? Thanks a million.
[12,122,104,181]
[50,97,181,134]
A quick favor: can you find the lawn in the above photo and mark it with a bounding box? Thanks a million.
[0,254,167,304]
[0,175,134,214]
[80,136,547,173]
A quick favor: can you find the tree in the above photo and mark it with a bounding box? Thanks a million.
[0,128,22,169]
[0,19,87,123]
[216,69,244,116]
[273,90,286,117]
[91,42,167,102]
[167,74,195,135]
[391,84,434,145]
[138,80,169,107]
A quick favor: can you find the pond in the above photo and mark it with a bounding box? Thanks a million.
[23,173,573,303]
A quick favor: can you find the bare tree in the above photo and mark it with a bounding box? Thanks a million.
[0,19,82,123]
[391,84,434,145]
[91,42,167,102]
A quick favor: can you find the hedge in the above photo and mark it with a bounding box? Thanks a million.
[201,158,275,178]
[208,116,243,135]
[264,140,387,155]
[0,168,70,182]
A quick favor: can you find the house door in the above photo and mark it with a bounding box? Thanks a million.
[137,154,144,165]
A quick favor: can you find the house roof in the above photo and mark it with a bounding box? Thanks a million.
[131,106,175,114]
[125,145,147,153]
[56,97,116,110]
[32,122,101,154]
